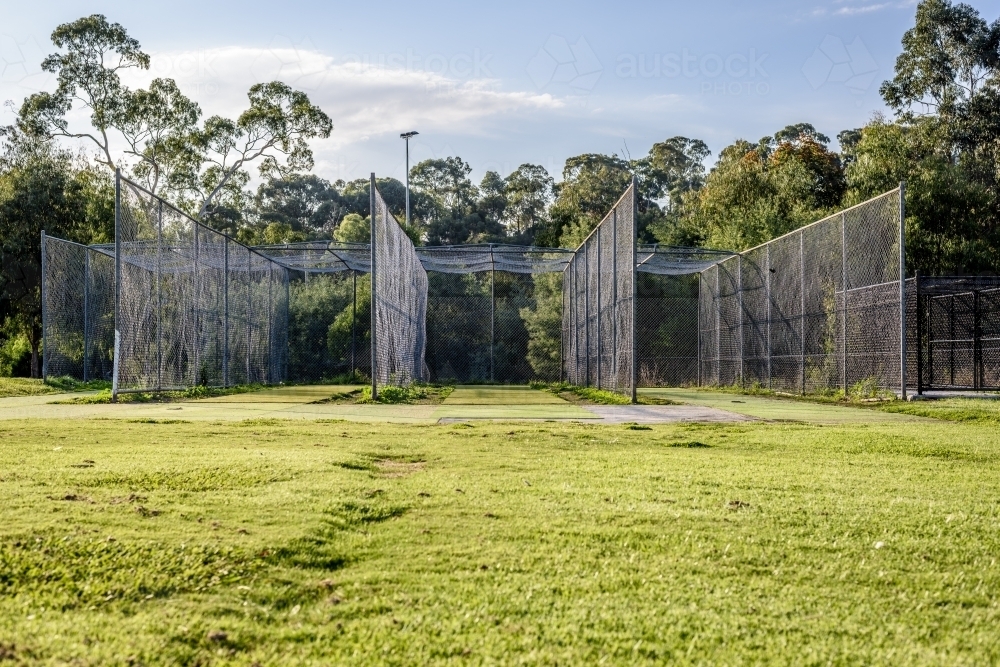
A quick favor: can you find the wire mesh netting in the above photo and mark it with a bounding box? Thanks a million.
[39,176,293,393]
[696,188,904,394]
[41,237,116,381]
[561,179,638,398]
[370,179,428,390]
[44,179,926,398]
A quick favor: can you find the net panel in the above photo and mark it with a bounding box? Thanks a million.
[114,176,290,393]
[562,181,636,397]
[371,180,428,389]
[697,188,903,394]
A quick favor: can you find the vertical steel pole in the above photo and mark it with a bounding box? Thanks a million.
[246,249,251,384]
[267,266,273,385]
[915,271,922,395]
[112,169,121,401]
[841,211,848,394]
[370,173,377,400]
[630,175,638,404]
[611,209,618,389]
[899,182,907,399]
[223,239,229,387]
[83,249,90,382]
[351,271,357,379]
[715,264,721,386]
[584,242,590,387]
[596,230,602,389]
[405,140,411,227]
[973,290,981,391]
[737,254,743,387]
[800,231,806,394]
[193,222,200,386]
[40,230,47,381]
[765,244,772,390]
[697,273,702,387]
[157,201,163,391]
[490,245,495,383]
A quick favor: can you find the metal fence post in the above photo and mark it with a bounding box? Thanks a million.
[157,200,163,391]
[369,173,377,400]
[630,175,638,404]
[246,250,251,384]
[765,244,772,390]
[193,223,200,386]
[584,242,590,388]
[715,264,721,386]
[697,273,702,387]
[899,182,907,399]
[223,239,229,387]
[737,254,744,387]
[800,231,806,394]
[112,168,121,402]
[267,267,273,385]
[973,289,981,391]
[351,271,357,379]
[841,211,848,395]
[596,230,602,389]
[40,230,47,381]
[490,245,495,383]
[612,209,618,390]
[83,248,90,382]
[915,271,922,395]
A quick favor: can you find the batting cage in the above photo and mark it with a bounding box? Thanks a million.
[44,175,944,402]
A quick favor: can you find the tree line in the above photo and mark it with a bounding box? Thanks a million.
[3,0,999,377]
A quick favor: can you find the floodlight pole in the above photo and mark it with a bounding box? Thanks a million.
[370,172,377,400]
[400,131,419,227]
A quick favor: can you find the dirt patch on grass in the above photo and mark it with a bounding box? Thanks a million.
[375,459,425,478]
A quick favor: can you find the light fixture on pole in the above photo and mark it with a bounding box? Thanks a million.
[400,131,418,226]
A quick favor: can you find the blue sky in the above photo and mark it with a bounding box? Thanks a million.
[2,0,999,185]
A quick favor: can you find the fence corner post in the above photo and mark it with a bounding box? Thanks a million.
[899,181,907,400]
[369,173,377,401]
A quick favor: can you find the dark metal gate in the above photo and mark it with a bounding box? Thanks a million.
[913,276,1000,392]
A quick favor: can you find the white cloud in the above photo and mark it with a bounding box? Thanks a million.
[118,45,564,149]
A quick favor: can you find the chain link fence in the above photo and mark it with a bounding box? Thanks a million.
[45,179,925,399]
[696,188,905,395]
[41,237,115,381]
[561,178,638,399]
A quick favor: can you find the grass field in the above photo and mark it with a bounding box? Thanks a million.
[1,391,999,664]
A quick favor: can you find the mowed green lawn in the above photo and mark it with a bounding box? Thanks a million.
[1,414,999,665]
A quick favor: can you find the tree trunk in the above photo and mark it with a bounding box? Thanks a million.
[30,340,40,379]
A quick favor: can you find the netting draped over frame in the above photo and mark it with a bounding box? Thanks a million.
[371,178,428,390]
[110,176,289,394]
[697,188,904,393]
[562,179,638,399]
[41,238,116,381]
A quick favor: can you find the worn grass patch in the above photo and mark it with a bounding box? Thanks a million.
[0,417,998,664]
